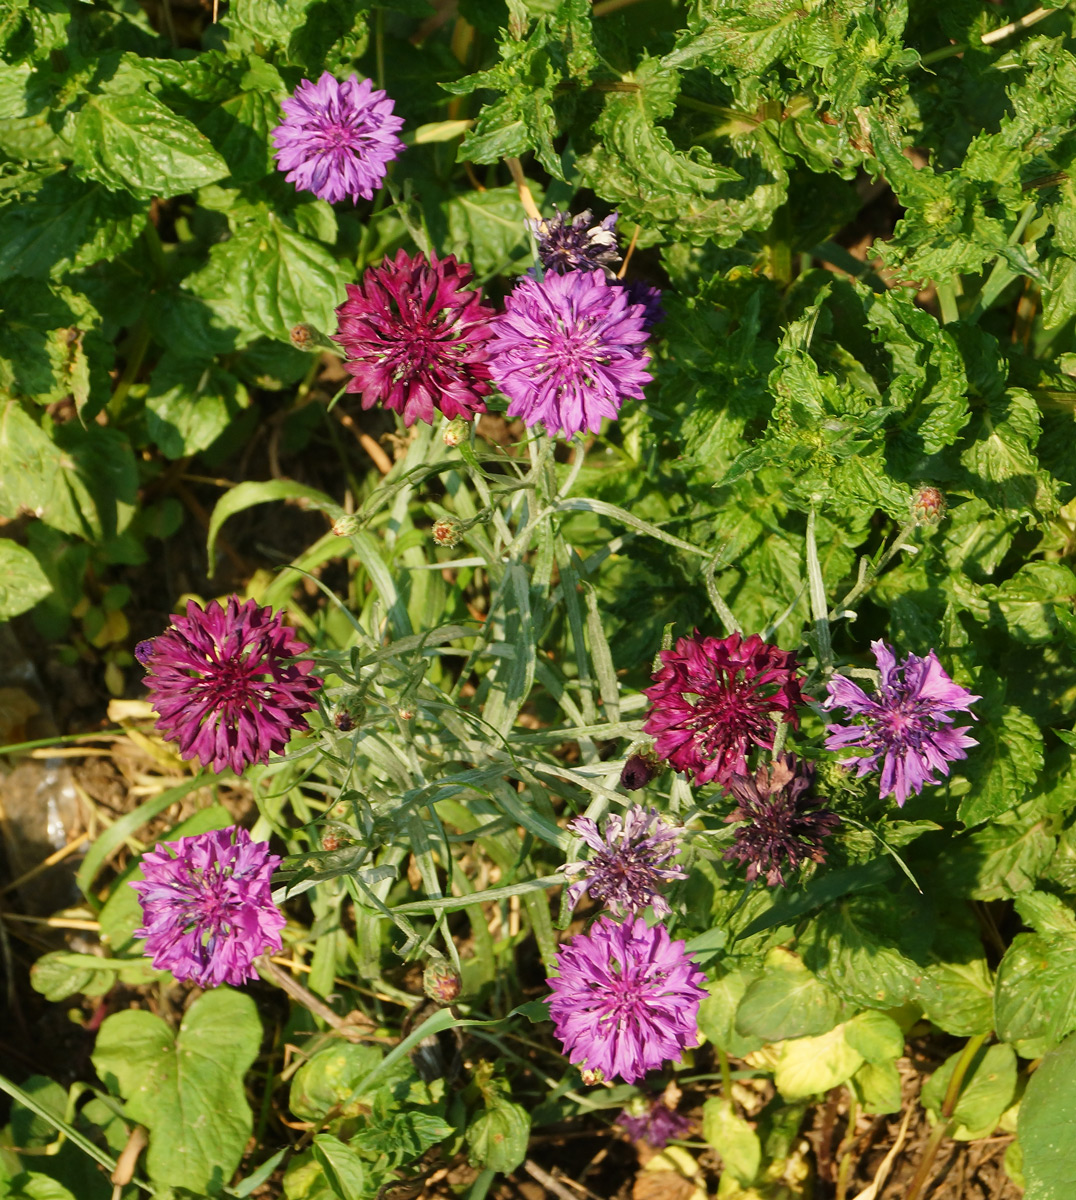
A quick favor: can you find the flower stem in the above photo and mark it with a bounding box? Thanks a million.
[504,155,542,222]
[828,516,918,624]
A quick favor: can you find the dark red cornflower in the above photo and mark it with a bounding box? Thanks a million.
[141,597,320,775]
[723,755,840,886]
[334,250,496,427]
[643,631,803,787]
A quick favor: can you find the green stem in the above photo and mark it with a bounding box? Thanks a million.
[936,275,960,324]
[805,506,833,678]
[916,5,1057,66]
[834,1097,859,1200]
[965,199,1038,324]
[108,321,152,418]
[829,517,918,624]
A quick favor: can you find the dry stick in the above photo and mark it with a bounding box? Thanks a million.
[850,1103,915,1200]
[524,1159,583,1200]
[0,832,90,897]
[504,156,542,222]
[255,954,376,1041]
[617,226,639,279]
[334,408,393,475]
[904,1033,989,1200]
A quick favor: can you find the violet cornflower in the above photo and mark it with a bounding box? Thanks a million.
[618,1099,692,1148]
[643,631,803,789]
[335,250,496,426]
[548,915,707,1084]
[140,597,319,775]
[564,807,685,918]
[528,208,621,275]
[824,641,980,807]
[487,270,652,439]
[272,72,404,205]
[132,827,285,988]
[619,277,664,330]
[723,755,840,887]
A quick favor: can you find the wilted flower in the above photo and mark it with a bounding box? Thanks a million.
[487,269,652,439]
[824,641,980,807]
[140,597,319,775]
[723,755,840,887]
[271,72,404,205]
[564,807,685,917]
[131,827,285,989]
[528,208,621,275]
[548,915,707,1084]
[617,1098,692,1148]
[335,250,496,427]
[644,631,803,788]
[621,748,660,791]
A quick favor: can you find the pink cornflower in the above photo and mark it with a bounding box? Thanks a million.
[548,916,706,1084]
[824,641,979,807]
[335,250,496,426]
[139,597,319,775]
[132,827,285,988]
[272,72,404,205]
[643,631,803,788]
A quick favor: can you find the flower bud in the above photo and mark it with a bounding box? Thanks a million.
[443,418,470,447]
[289,323,337,353]
[423,960,462,1004]
[134,639,155,666]
[620,748,660,791]
[398,706,416,722]
[432,519,462,548]
[322,831,341,851]
[334,694,365,731]
[580,1067,605,1086]
[911,486,946,526]
[332,514,362,537]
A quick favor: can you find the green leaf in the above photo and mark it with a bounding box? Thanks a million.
[916,925,995,1038]
[843,1011,904,1064]
[444,184,541,277]
[145,358,250,459]
[697,968,763,1059]
[1020,1032,1076,1200]
[701,1101,760,1185]
[466,1097,530,1174]
[982,562,1076,645]
[72,90,229,200]
[851,1060,903,1115]
[0,175,146,280]
[184,208,351,343]
[0,540,51,619]
[959,387,1056,519]
[772,1025,863,1101]
[734,947,844,1042]
[958,703,1043,828]
[995,931,1076,1050]
[921,1044,1017,1141]
[91,989,261,1194]
[288,1043,387,1122]
[206,479,338,567]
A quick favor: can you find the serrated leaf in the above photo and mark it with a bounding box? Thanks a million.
[91,989,261,1194]
[1020,1032,1076,1200]
[995,931,1076,1049]
[73,90,229,200]
[958,704,1043,828]
[922,1043,1017,1141]
[772,1025,863,1100]
[959,387,1056,519]
[734,947,844,1042]
[145,358,250,459]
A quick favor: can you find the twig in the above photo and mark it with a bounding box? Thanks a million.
[617,226,639,279]
[504,156,542,222]
[850,1104,914,1200]
[0,833,91,897]
[524,1159,583,1200]
[334,409,393,475]
[255,955,376,1040]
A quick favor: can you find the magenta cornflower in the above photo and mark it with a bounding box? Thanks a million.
[487,270,652,439]
[335,250,496,426]
[132,827,285,989]
[824,641,980,807]
[140,597,319,775]
[271,72,404,205]
[724,755,840,886]
[528,208,621,275]
[564,807,685,918]
[617,1099,692,1148]
[643,631,803,788]
[548,915,707,1084]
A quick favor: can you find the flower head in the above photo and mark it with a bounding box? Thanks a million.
[617,1099,692,1148]
[564,807,685,917]
[335,250,496,426]
[618,278,664,330]
[644,631,803,788]
[141,597,319,775]
[528,208,621,275]
[548,916,706,1084]
[621,748,660,791]
[824,641,980,807]
[272,72,404,205]
[723,755,840,887]
[488,269,652,439]
[131,827,285,988]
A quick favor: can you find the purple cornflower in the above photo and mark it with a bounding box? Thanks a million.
[617,1099,692,1148]
[723,755,840,887]
[140,597,320,776]
[487,270,652,439]
[563,807,686,918]
[131,827,285,988]
[618,278,664,330]
[335,250,496,426]
[824,641,980,807]
[644,631,803,789]
[528,208,621,275]
[271,72,404,205]
[548,915,707,1084]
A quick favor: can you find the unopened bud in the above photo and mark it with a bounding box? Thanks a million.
[334,694,366,731]
[332,514,362,537]
[443,418,469,447]
[134,638,155,666]
[620,748,660,791]
[322,831,341,851]
[289,323,337,353]
[423,961,462,1004]
[911,486,946,526]
[580,1068,605,1086]
[432,519,462,548]
[398,706,416,722]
